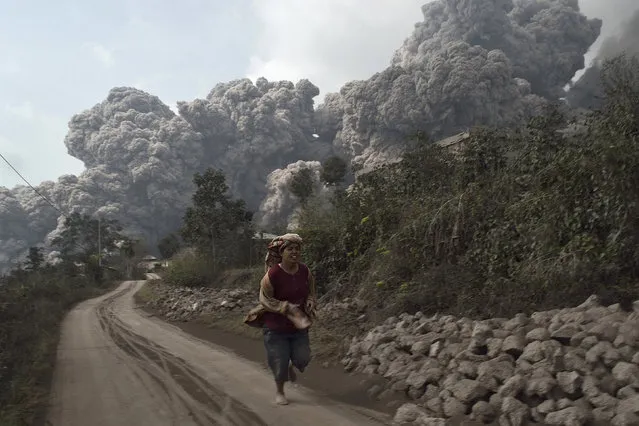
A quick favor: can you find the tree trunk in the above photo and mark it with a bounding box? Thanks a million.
[210,229,217,275]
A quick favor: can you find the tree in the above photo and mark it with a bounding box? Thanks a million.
[51,213,124,264]
[158,233,182,259]
[180,168,253,267]
[118,239,147,279]
[320,156,348,186]
[24,247,44,271]
[289,168,315,204]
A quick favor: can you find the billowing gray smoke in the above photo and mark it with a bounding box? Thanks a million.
[397,0,601,99]
[0,81,333,272]
[257,160,328,229]
[316,0,601,173]
[0,1,613,272]
[566,9,639,109]
[0,188,39,266]
[60,88,205,242]
[0,182,64,267]
[177,78,332,207]
[1,88,205,272]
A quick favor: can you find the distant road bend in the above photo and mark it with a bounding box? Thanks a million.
[46,279,389,426]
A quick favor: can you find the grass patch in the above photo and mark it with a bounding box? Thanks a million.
[0,267,117,426]
[133,278,162,305]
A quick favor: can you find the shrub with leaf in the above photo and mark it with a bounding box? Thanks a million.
[0,262,116,425]
[296,54,639,319]
[164,250,219,288]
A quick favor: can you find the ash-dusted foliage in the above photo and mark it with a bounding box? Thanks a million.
[0,227,140,426]
[298,55,639,319]
[0,266,113,426]
[0,205,147,425]
[161,168,255,288]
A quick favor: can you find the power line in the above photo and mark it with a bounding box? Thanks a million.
[0,152,133,271]
[0,151,97,258]
[0,152,63,215]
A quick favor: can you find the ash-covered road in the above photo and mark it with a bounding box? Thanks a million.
[46,280,390,426]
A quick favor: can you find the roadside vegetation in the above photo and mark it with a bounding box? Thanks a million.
[160,54,639,318]
[158,168,258,289]
[296,55,639,320]
[141,55,639,364]
[0,214,145,426]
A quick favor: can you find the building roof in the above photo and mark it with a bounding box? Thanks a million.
[435,131,470,148]
[253,232,278,240]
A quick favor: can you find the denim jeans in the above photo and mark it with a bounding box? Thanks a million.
[263,328,311,382]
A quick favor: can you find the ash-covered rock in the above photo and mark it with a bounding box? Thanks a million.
[143,284,252,322]
[338,295,639,425]
[143,281,371,327]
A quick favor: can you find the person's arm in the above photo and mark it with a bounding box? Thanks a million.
[306,271,318,312]
[259,273,290,314]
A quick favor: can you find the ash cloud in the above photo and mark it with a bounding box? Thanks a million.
[566,9,639,109]
[0,188,34,267]
[0,80,333,272]
[257,160,328,230]
[0,182,63,269]
[396,0,601,99]
[0,0,619,272]
[177,77,332,209]
[317,0,600,173]
[61,87,205,242]
[1,88,205,272]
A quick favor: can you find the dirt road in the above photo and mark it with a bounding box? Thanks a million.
[46,280,391,426]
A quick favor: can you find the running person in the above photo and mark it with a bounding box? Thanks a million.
[244,233,317,405]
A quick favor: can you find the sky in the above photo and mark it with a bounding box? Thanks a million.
[0,0,636,189]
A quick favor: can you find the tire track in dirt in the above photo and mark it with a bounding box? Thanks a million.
[48,280,392,426]
[96,283,267,426]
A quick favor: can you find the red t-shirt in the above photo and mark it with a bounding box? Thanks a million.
[262,263,310,333]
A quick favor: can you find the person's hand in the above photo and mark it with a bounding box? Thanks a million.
[305,299,316,313]
[286,303,301,314]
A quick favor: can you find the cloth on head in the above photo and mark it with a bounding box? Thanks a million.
[264,233,303,272]
[244,233,317,329]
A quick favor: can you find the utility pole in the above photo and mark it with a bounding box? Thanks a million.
[98,216,102,267]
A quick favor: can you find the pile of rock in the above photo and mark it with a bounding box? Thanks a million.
[316,296,369,326]
[144,279,372,325]
[144,284,253,322]
[341,295,639,425]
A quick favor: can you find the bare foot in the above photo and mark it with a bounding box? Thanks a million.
[275,393,289,405]
[288,363,297,383]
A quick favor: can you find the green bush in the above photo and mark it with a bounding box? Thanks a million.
[164,252,219,288]
[0,266,112,426]
[297,55,639,319]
